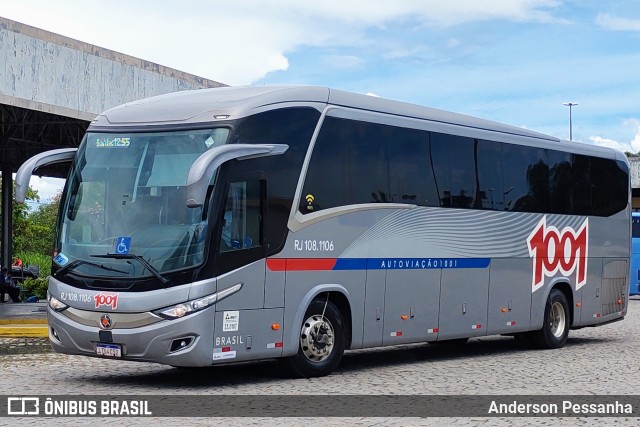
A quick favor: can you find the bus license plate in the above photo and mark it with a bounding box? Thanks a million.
[96,343,122,358]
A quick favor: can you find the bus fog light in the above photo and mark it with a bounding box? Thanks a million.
[50,327,62,344]
[170,336,195,352]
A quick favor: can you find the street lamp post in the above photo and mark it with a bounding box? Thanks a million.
[563,102,578,141]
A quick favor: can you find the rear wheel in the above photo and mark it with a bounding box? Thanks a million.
[286,299,345,378]
[531,289,570,349]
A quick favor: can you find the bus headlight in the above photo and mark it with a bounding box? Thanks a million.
[156,293,218,319]
[161,303,189,318]
[48,294,68,312]
[154,283,242,320]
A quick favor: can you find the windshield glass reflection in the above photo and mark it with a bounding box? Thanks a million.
[55,128,229,279]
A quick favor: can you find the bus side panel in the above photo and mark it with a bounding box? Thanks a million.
[215,260,266,311]
[265,266,285,308]
[529,280,550,331]
[438,268,489,340]
[382,269,441,345]
[601,259,628,319]
[486,258,532,335]
[578,258,627,325]
[212,308,284,363]
[362,269,386,348]
[578,258,603,326]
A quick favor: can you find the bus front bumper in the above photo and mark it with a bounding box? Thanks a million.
[47,305,216,367]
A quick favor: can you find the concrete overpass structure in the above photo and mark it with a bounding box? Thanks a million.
[0,16,225,268]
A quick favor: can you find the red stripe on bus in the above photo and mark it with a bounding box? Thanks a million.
[266,259,287,271]
[266,258,337,271]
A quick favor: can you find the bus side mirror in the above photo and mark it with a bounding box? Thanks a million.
[15,148,78,203]
[185,144,287,207]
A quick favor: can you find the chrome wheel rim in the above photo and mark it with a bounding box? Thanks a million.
[550,301,566,338]
[300,314,334,362]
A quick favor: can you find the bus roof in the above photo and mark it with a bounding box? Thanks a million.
[89,85,625,162]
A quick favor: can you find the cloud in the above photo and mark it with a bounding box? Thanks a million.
[590,119,640,154]
[447,38,462,49]
[627,119,640,152]
[382,43,430,60]
[589,136,629,153]
[321,55,364,70]
[0,0,566,85]
[23,176,65,206]
[596,13,640,31]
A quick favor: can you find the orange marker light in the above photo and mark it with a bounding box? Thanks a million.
[617,299,623,305]
[576,302,582,308]
[271,324,280,330]
[501,308,507,313]
[401,315,408,320]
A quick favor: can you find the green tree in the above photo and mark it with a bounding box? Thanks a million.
[0,178,40,255]
[25,190,62,255]
[12,188,41,255]
[0,176,61,277]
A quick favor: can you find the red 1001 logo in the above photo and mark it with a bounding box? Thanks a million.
[527,216,588,293]
[94,292,119,310]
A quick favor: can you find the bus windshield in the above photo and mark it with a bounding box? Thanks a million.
[55,128,229,279]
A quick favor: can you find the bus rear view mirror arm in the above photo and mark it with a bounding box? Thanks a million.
[15,148,78,203]
[186,144,288,207]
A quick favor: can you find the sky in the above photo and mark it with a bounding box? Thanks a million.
[1,0,639,204]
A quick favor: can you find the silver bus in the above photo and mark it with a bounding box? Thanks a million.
[16,86,630,377]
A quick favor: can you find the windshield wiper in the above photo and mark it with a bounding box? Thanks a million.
[91,254,169,284]
[55,259,130,276]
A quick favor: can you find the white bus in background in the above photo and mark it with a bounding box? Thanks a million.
[16,86,630,377]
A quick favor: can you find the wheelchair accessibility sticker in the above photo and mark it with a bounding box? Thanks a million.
[53,253,69,266]
[115,237,131,254]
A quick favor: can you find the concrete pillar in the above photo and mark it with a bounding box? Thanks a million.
[1,167,12,270]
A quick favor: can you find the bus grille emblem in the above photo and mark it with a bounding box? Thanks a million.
[527,216,588,293]
[99,314,112,329]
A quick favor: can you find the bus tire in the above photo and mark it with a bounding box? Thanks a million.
[531,289,570,349]
[286,299,346,378]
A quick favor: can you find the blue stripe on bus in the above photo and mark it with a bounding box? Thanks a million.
[332,258,490,270]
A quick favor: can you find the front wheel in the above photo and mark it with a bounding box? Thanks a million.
[531,289,570,349]
[286,299,345,378]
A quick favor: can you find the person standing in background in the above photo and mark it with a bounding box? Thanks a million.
[1,267,20,302]
[0,267,7,303]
